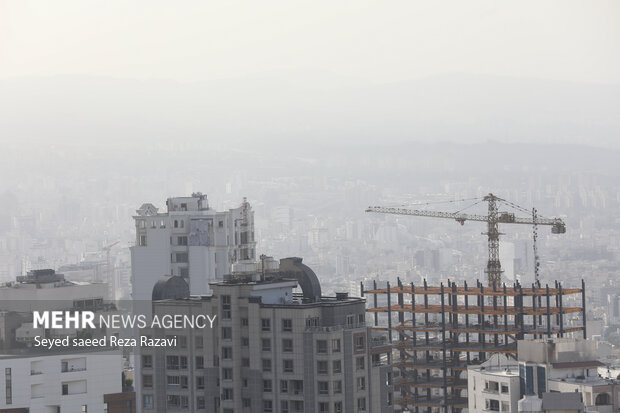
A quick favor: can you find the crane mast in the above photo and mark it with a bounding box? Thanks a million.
[366,193,566,288]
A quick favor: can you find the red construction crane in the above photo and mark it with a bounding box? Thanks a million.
[366,193,566,287]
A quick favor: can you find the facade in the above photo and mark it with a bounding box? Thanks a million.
[0,349,122,413]
[468,354,520,413]
[139,257,394,413]
[131,193,255,300]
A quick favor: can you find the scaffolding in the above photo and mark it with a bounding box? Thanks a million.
[361,278,586,413]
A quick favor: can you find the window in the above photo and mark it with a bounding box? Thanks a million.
[263,379,272,393]
[242,337,250,347]
[281,401,289,413]
[283,338,293,352]
[179,267,189,277]
[222,347,232,360]
[263,400,273,413]
[262,338,271,352]
[197,376,205,389]
[387,392,393,406]
[354,334,365,351]
[356,356,365,371]
[284,359,294,373]
[317,361,328,375]
[139,235,147,246]
[356,376,366,390]
[166,355,179,370]
[142,354,153,368]
[241,317,249,326]
[222,388,233,401]
[334,401,343,413]
[222,295,232,319]
[81,405,87,413]
[219,220,224,228]
[346,314,355,325]
[167,375,180,387]
[195,336,203,349]
[181,375,189,389]
[143,375,153,388]
[104,402,109,413]
[222,368,233,381]
[195,356,204,369]
[537,366,546,396]
[178,335,187,348]
[357,398,366,410]
[501,383,509,394]
[333,380,342,394]
[167,395,180,408]
[222,327,232,340]
[319,402,329,412]
[243,399,251,408]
[62,383,69,395]
[306,316,320,327]
[293,400,305,411]
[174,252,188,263]
[143,395,154,409]
[174,220,179,228]
[177,236,188,246]
[282,319,293,332]
[332,360,342,374]
[332,339,341,353]
[180,356,188,369]
[261,318,271,331]
[262,359,272,372]
[318,381,329,395]
[5,368,11,404]
[317,340,328,354]
[197,396,206,410]
[485,399,500,411]
[280,380,288,393]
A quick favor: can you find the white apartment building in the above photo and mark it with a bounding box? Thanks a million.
[139,257,395,413]
[468,354,520,413]
[131,193,255,300]
[0,349,123,413]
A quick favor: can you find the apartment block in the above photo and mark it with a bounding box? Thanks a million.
[131,193,255,300]
[139,257,394,413]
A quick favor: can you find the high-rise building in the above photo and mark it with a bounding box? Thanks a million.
[139,257,395,413]
[130,193,255,300]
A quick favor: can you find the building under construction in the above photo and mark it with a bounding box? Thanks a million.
[361,278,586,413]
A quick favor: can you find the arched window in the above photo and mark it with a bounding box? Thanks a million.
[596,393,611,405]
[174,220,178,228]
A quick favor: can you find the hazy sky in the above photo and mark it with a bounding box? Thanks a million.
[1,0,619,85]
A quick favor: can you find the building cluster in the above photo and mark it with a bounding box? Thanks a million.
[1,191,620,413]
